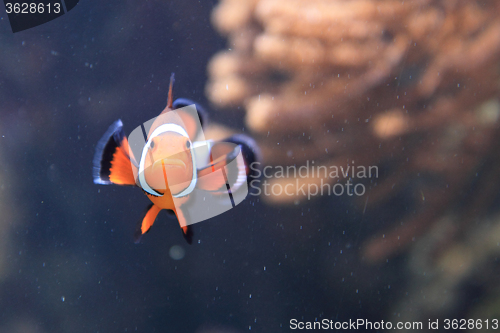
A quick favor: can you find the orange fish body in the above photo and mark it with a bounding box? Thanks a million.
[93,74,260,244]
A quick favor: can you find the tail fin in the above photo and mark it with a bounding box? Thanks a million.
[93,120,138,186]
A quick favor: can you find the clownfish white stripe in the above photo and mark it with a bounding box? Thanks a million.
[192,140,214,169]
[138,123,197,198]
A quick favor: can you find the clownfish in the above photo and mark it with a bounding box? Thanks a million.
[93,74,260,244]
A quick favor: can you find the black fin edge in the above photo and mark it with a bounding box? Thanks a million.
[223,134,262,181]
[182,225,193,245]
[141,188,160,198]
[165,209,177,219]
[93,120,124,185]
[173,98,208,129]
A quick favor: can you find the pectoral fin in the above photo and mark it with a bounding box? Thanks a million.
[93,120,138,186]
[196,142,239,192]
[196,135,260,194]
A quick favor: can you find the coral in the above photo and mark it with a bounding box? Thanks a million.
[389,211,500,324]
[207,0,500,261]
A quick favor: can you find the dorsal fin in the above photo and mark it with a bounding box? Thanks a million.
[166,73,175,109]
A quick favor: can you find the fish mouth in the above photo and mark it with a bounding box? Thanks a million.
[152,158,186,171]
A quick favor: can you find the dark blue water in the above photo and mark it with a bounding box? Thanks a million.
[1,1,496,332]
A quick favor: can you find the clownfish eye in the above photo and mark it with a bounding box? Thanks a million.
[150,140,155,149]
[185,141,191,149]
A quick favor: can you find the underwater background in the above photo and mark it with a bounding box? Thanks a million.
[1,0,500,332]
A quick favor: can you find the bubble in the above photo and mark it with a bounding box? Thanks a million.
[169,245,185,260]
